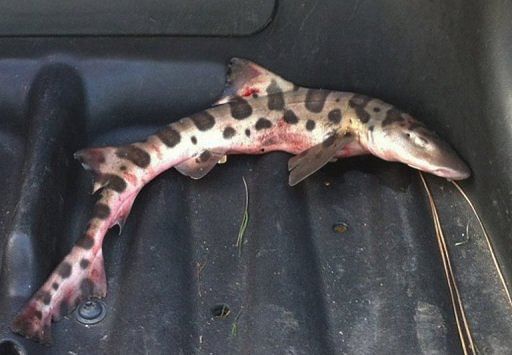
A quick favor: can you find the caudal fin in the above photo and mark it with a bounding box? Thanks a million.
[11,241,107,344]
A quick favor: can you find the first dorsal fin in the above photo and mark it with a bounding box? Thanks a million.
[215,58,297,105]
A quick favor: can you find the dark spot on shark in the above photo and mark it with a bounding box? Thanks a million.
[103,174,127,193]
[80,259,90,269]
[120,165,127,171]
[349,94,372,123]
[77,234,94,250]
[255,118,272,130]
[383,108,405,126]
[52,282,59,290]
[39,291,52,305]
[369,125,375,131]
[199,150,211,162]
[268,92,285,111]
[245,129,251,137]
[93,203,110,220]
[116,145,151,168]
[34,310,43,320]
[354,106,370,123]
[157,125,181,147]
[328,109,342,124]
[373,107,381,112]
[267,80,285,111]
[190,111,215,131]
[305,89,330,113]
[229,96,253,119]
[57,262,72,278]
[223,126,236,139]
[306,119,316,131]
[191,136,197,145]
[283,110,299,124]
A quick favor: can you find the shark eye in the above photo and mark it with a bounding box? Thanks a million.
[404,132,429,148]
[413,135,429,148]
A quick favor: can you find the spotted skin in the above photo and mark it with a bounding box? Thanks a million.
[382,107,405,126]
[255,118,272,130]
[305,89,330,113]
[348,94,372,123]
[328,109,342,124]
[93,203,110,220]
[190,111,216,131]
[267,80,285,110]
[223,126,236,139]
[283,110,299,124]
[116,145,151,168]
[101,174,127,193]
[56,263,72,278]
[76,234,94,250]
[80,259,90,269]
[12,58,470,344]
[228,96,253,119]
[156,126,181,147]
[306,119,316,131]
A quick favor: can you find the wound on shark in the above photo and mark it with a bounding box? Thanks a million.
[11,58,471,344]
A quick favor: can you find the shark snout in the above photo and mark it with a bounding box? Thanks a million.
[432,158,471,180]
[406,148,471,180]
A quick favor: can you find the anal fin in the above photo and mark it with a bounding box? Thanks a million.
[288,134,354,186]
[175,150,227,179]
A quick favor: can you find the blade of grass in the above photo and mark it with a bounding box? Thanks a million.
[450,180,512,309]
[236,177,249,257]
[231,309,243,337]
[420,172,476,355]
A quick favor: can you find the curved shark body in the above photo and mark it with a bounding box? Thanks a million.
[11,58,470,343]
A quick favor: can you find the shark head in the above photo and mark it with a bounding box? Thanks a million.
[366,110,471,180]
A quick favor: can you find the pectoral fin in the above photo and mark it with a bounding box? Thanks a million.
[288,134,354,186]
[175,150,226,179]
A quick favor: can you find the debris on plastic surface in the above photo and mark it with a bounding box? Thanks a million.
[236,177,249,256]
[332,222,349,234]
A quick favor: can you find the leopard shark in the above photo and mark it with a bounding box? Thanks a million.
[11,58,470,343]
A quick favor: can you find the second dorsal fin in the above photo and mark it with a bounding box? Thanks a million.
[215,58,297,105]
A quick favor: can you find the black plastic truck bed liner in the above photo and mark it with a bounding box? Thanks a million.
[1,1,512,354]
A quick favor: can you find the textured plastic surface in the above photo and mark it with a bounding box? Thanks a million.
[0,0,276,36]
[0,0,512,354]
